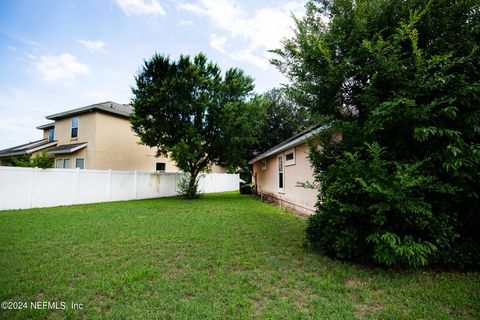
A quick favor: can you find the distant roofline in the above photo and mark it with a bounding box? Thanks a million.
[36,122,55,130]
[248,124,325,164]
[0,139,58,158]
[46,101,131,120]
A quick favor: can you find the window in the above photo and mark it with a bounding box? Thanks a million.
[156,162,166,172]
[55,159,70,169]
[261,159,267,170]
[48,128,54,142]
[285,148,295,166]
[75,158,85,169]
[277,155,284,192]
[71,117,79,138]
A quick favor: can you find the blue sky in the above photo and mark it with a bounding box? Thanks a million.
[0,0,305,149]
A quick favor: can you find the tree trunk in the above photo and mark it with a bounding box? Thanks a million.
[186,169,200,199]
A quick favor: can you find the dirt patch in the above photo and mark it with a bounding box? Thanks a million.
[345,278,366,288]
[355,301,383,318]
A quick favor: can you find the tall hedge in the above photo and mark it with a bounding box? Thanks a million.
[273,0,480,268]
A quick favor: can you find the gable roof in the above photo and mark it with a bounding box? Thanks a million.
[248,124,324,164]
[46,101,133,120]
[0,139,58,158]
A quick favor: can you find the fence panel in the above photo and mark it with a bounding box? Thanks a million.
[0,166,239,210]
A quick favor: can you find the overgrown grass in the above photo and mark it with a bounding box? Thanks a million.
[0,192,478,319]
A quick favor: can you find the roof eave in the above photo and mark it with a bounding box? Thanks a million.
[46,106,130,120]
[248,127,323,164]
[36,123,55,130]
[0,141,57,158]
[47,143,87,155]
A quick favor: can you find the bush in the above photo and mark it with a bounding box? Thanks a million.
[276,0,480,268]
[177,174,201,199]
[240,184,252,195]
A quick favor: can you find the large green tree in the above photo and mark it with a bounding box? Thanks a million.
[131,53,265,198]
[247,88,311,160]
[273,0,480,267]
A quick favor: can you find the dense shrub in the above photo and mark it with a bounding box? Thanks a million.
[276,0,480,268]
[240,184,253,195]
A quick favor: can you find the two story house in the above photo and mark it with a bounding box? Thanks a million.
[1,101,227,173]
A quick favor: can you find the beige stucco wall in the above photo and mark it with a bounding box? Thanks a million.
[253,142,319,215]
[89,112,178,172]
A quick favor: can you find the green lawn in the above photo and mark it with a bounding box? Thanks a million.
[0,193,478,319]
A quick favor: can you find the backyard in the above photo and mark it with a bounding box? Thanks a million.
[0,192,478,319]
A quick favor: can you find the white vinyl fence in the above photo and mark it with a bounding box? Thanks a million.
[0,166,239,210]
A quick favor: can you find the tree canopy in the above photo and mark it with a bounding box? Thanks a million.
[247,88,311,161]
[273,0,480,267]
[131,53,265,198]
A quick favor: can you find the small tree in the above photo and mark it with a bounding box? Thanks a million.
[11,151,53,169]
[131,53,265,198]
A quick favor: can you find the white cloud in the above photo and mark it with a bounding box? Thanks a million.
[78,39,109,54]
[36,54,90,82]
[6,45,16,51]
[178,19,194,25]
[178,0,304,68]
[209,34,227,53]
[115,0,166,16]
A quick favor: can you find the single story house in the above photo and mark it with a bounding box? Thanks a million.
[249,124,323,215]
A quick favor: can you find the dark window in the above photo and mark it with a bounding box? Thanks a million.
[285,152,294,161]
[156,162,166,172]
[48,128,54,142]
[278,172,283,188]
[71,117,79,138]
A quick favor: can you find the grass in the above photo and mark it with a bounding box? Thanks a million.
[0,192,478,319]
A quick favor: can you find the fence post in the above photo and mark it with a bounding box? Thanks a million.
[134,170,138,199]
[73,168,80,205]
[107,169,112,201]
[30,167,38,209]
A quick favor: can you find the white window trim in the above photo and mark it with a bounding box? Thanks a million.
[284,148,296,166]
[277,154,284,193]
[261,159,267,170]
[75,158,85,169]
[55,158,71,169]
[55,158,63,169]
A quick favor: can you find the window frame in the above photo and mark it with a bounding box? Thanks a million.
[48,128,55,142]
[156,162,166,172]
[277,154,284,193]
[75,158,85,169]
[55,158,71,169]
[55,159,63,168]
[71,116,79,139]
[284,148,296,166]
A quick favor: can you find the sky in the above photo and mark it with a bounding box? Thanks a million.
[0,0,306,149]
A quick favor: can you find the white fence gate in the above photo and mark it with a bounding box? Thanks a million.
[0,166,239,210]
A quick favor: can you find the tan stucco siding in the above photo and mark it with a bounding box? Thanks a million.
[92,112,179,172]
[253,142,318,215]
[52,113,97,169]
